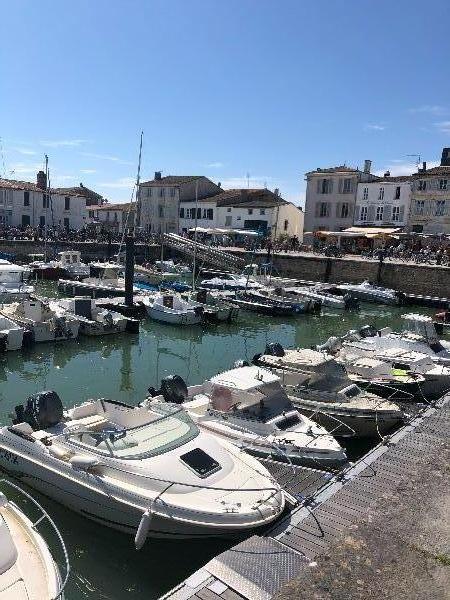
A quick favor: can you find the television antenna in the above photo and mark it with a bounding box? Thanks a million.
[406,154,421,166]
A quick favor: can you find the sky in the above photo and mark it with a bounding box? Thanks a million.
[1,0,450,207]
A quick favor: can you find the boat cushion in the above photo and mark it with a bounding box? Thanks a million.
[0,514,18,575]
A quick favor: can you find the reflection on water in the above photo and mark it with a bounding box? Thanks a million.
[0,291,433,599]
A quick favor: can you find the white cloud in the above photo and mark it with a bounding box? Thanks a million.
[9,162,42,175]
[80,169,97,174]
[99,177,135,189]
[435,121,450,134]
[13,147,37,156]
[374,160,440,177]
[52,175,76,183]
[205,162,224,168]
[40,139,88,148]
[365,124,386,131]
[80,152,132,165]
[409,105,448,116]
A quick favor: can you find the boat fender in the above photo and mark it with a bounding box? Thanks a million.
[69,455,101,471]
[135,503,154,550]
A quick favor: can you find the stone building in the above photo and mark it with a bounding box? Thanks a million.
[354,177,411,229]
[94,202,135,233]
[303,161,378,237]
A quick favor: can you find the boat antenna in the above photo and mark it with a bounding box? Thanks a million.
[192,180,199,291]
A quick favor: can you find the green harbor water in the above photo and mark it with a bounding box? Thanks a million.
[0,289,434,600]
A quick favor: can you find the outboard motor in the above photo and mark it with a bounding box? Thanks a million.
[343,294,360,311]
[252,353,263,365]
[315,336,342,354]
[395,291,406,305]
[160,375,188,404]
[359,325,378,338]
[13,391,63,431]
[264,342,285,357]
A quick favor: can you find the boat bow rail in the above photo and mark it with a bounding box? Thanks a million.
[0,478,70,600]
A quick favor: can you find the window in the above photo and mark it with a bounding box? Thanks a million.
[376,206,384,221]
[158,205,164,218]
[114,212,118,222]
[439,179,447,190]
[319,202,328,217]
[392,206,400,221]
[159,188,165,198]
[64,218,69,229]
[43,194,49,209]
[179,207,185,218]
[39,215,45,227]
[64,196,70,210]
[340,203,349,218]
[320,178,331,194]
[418,180,426,191]
[88,210,94,218]
[360,206,368,222]
[378,187,384,200]
[21,214,30,226]
[260,209,265,215]
[412,224,423,233]
[436,200,446,216]
[197,207,201,219]
[227,207,231,212]
[147,188,152,197]
[363,187,368,200]
[283,219,288,231]
[24,191,30,206]
[395,186,401,200]
[236,216,241,221]
[415,200,425,215]
[170,188,176,197]
[207,208,213,220]
[225,215,232,226]
[342,178,352,193]
[248,208,253,215]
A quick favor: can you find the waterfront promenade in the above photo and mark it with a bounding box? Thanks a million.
[160,394,450,600]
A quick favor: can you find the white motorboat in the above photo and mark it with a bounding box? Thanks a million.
[252,345,404,437]
[30,251,89,281]
[0,392,285,541]
[322,280,404,305]
[0,478,69,600]
[145,366,348,471]
[50,297,131,336]
[0,314,25,351]
[0,262,34,302]
[182,289,239,323]
[200,273,262,291]
[0,298,79,343]
[286,286,358,310]
[142,292,204,325]
[58,262,140,298]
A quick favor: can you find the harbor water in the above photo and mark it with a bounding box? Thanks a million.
[0,287,433,600]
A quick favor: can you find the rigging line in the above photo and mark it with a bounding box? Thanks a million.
[0,137,7,178]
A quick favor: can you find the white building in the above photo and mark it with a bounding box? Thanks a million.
[0,171,103,230]
[94,203,135,233]
[179,188,304,241]
[354,177,411,228]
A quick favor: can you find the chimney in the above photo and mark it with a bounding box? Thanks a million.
[384,170,390,177]
[274,188,280,197]
[154,171,162,181]
[422,161,427,172]
[36,170,47,190]
[363,159,372,174]
[217,182,221,188]
[440,147,450,166]
[79,182,84,188]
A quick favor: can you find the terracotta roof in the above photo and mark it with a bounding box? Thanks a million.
[182,188,287,208]
[0,177,87,197]
[376,176,412,183]
[53,184,103,200]
[140,175,203,187]
[306,165,359,175]
[413,166,450,177]
[96,202,134,211]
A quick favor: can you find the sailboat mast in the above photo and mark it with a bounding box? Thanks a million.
[192,180,199,291]
[44,154,49,262]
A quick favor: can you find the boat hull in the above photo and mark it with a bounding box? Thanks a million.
[147,306,202,325]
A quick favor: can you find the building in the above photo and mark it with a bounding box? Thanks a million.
[408,149,450,234]
[0,171,103,230]
[303,161,378,236]
[137,173,221,234]
[94,203,135,233]
[179,188,304,240]
[354,176,411,229]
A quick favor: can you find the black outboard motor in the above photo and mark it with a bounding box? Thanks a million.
[359,325,378,338]
[395,291,406,305]
[13,391,63,431]
[160,375,188,404]
[264,342,285,357]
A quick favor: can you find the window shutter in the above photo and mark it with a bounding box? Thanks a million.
[367,205,375,222]
[329,179,334,194]
[315,202,320,217]
[399,206,405,222]
[316,179,321,193]
[338,180,343,194]
[383,204,392,222]
[326,202,331,217]
[336,202,341,217]
[354,205,360,221]
[348,202,354,216]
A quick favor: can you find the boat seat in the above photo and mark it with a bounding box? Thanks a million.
[187,394,210,415]
[66,414,108,431]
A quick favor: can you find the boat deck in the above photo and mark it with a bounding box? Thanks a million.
[159,393,449,600]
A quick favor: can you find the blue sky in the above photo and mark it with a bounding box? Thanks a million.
[1,0,449,206]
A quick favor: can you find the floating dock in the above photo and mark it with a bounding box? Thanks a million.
[160,394,449,600]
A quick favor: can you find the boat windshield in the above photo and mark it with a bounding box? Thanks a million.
[67,404,199,459]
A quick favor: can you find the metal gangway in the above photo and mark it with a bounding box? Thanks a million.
[162,232,246,271]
